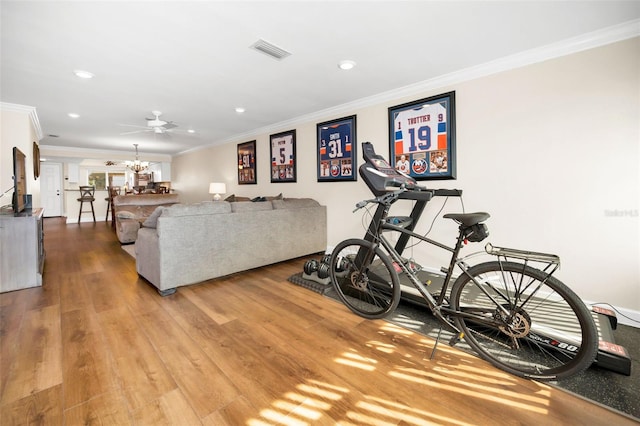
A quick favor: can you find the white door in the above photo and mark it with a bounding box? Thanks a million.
[40,162,63,217]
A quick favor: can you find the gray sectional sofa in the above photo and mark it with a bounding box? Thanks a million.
[113,193,180,243]
[135,198,327,295]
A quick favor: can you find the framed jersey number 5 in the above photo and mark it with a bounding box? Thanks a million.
[270,129,296,183]
[388,92,456,180]
[317,115,357,182]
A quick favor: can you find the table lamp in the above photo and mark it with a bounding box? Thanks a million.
[209,182,227,201]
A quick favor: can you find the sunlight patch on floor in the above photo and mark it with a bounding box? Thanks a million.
[389,367,550,414]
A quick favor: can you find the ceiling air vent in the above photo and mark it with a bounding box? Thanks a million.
[250,39,291,60]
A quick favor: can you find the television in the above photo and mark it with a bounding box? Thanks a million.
[12,147,27,214]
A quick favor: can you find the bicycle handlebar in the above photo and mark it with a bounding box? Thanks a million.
[352,186,421,212]
[353,186,463,212]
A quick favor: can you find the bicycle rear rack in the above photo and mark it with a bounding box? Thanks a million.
[485,243,560,276]
[485,243,560,265]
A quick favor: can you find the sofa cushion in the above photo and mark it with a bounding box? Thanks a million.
[162,201,232,217]
[231,201,274,213]
[272,198,320,209]
[113,193,179,207]
[142,206,165,228]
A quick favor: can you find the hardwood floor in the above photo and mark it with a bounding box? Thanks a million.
[0,218,635,425]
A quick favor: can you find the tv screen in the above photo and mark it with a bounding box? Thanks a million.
[12,147,27,213]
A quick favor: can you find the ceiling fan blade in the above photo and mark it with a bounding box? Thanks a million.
[120,129,152,135]
[162,122,178,130]
[118,123,149,129]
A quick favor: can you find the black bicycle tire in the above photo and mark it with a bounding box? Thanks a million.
[329,238,401,319]
[450,261,598,381]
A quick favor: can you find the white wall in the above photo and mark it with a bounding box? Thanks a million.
[173,38,639,320]
[0,106,41,210]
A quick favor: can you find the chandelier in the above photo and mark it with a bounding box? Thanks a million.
[124,144,149,174]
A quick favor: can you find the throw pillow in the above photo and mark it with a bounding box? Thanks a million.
[115,211,137,219]
[142,206,165,228]
[265,193,283,201]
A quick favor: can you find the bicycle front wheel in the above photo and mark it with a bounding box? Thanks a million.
[450,261,598,381]
[329,239,401,319]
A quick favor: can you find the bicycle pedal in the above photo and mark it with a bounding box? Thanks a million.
[448,332,464,347]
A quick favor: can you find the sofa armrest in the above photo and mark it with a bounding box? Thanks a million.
[136,228,162,289]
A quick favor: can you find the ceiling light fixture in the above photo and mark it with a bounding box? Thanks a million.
[187,129,195,133]
[338,60,356,70]
[68,113,80,118]
[124,144,149,174]
[235,107,246,113]
[73,69,94,79]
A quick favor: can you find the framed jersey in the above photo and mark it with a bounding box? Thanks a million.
[237,140,257,185]
[316,115,357,182]
[388,92,456,180]
[270,129,296,183]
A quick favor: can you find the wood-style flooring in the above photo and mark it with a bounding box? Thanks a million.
[0,218,636,425]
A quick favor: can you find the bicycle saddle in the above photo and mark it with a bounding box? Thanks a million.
[443,212,490,226]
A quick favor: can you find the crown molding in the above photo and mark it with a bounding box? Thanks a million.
[1,102,44,141]
[40,144,172,162]
[178,19,639,156]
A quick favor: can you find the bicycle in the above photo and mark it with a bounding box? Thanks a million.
[328,143,598,381]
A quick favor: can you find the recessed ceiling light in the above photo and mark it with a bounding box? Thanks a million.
[235,107,246,113]
[187,129,195,133]
[68,113,80,118]
[73,69,94,79]
[338,60,356,70]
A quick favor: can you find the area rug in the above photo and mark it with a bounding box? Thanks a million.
[121,244,136,258]
[288,272,639,420]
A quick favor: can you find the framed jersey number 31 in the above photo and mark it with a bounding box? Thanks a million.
[388,92,456,180]
[317,115,357,182]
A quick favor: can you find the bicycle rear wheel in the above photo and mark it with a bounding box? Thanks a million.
[329,239,400,319]
[450,261,598,381]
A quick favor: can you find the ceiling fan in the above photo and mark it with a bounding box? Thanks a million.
[119,111,178,135]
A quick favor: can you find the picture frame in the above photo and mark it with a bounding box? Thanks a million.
[388,91,456,180]
[237,140,257,185]
[316,115,357,182]
[270,129,296,183]
[33,141,40,179]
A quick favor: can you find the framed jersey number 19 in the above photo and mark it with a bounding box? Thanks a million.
[388,92,456,180]
[316,115,357,182]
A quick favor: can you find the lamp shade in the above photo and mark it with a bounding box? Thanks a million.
[209,182,227,201]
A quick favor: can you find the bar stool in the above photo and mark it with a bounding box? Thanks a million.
[77,186,96,223]
[105,186,121,222]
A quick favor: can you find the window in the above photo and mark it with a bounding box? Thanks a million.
[87,171,126,190]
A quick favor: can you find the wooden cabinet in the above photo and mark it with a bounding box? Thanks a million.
[0,208,45,293]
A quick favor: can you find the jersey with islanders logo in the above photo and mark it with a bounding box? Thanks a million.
[318,122,352,161]
[393,102,448,157]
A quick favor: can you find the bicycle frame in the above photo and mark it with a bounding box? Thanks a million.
[360,200,470,333]
[360,198,563,336]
